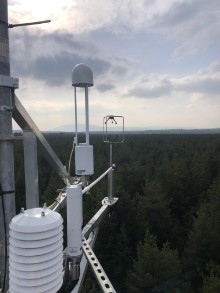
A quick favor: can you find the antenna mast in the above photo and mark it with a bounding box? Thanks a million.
[0,0,16,291]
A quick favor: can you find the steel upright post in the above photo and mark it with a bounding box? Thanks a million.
[108,143,114,202]
[0,0,16,291]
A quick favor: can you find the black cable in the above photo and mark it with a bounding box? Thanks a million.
[0,184,7,293]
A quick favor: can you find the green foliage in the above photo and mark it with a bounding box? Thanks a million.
[127,230,181,292]
[202,261,220,293]
[185,177,220,270]
[141,179,173,246]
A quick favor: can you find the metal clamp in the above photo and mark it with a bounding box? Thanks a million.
[0,75,19,89]
[102,197,118,206]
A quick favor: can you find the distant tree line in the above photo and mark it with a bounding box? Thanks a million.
[13,133,220,292]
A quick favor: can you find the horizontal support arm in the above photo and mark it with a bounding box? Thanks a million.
[83,166,115,195]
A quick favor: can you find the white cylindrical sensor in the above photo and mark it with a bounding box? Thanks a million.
[67,185,83,257]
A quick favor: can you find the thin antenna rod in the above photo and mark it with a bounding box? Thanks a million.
[74,87,78,145]
[85,86,89,145]
[8,20,51,28]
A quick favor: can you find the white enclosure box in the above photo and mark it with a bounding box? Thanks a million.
[75,144,94,175]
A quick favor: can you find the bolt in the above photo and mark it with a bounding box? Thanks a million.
[41,211,45,217]
[20,207,25,213]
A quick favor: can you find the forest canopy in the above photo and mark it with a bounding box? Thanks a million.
[14,133,220,292]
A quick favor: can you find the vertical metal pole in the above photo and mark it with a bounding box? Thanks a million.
[74,87,78,145]
[85,86,89,145]
[23,130,39,209]
[0,0,16,291]
[109,143,113,166]
[108,143,114,202]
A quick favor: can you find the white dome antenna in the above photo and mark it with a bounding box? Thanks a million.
[72,63,93,87]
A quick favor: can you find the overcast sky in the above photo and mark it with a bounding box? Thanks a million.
[8,0,220,130]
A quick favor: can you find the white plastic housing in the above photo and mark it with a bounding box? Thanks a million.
[75,144,94,175]
[9,208,63,293]
[67,185,82,257]
[72,63,93,87]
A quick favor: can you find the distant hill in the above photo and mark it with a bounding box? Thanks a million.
[50,124,220,134]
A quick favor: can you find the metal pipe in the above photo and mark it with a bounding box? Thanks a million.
[82,166,113,195]
[0,0,16,291]
[108,168,114,203]
[109,143,113,166]
[8,20,51,28]
[85,86,89,145]
[108,143,114,201]
[74,87,78,145]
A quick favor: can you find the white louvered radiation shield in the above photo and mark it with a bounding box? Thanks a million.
[9,207,63,293]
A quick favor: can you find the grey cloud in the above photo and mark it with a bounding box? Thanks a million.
[10,30,111,86]
[150,0,220,56]
[178,76,220,96]
[154,1,198,27]
[41,32,84,50]
[29,52,111,86]
[96,83,115,92]
[127,81,172,99]
[30,52,80,86]
[126,61,220,99]
[112,65,127,76]
[153,0,220,28]
[86,58,111,79]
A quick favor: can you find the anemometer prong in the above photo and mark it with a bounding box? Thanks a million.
[103,115,124,144]
[105,115,118,125]
[8,20,51,28]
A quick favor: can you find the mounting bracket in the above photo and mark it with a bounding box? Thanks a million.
[0,75,19,88]
[82,237,116,293]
